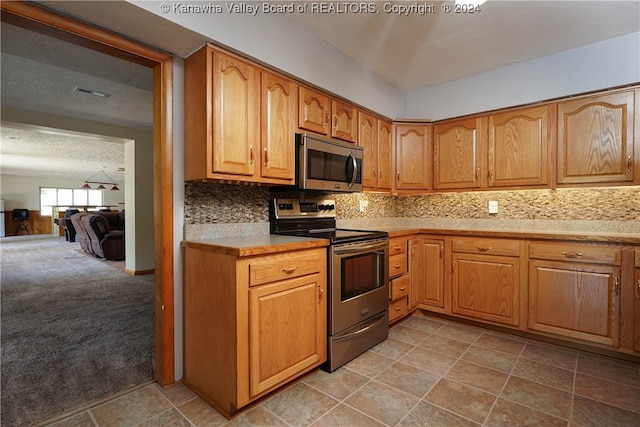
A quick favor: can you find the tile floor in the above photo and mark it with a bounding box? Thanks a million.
[46,312,640,427]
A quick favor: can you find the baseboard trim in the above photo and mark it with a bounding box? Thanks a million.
[124,268,155,276]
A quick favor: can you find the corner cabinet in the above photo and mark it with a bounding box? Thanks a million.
[182,244,327,418]
[394,123,432,191]
[184,45,295,185]
[410,238,445,310]
[556,89,637,186]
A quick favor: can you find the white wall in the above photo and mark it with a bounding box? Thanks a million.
[0,175,122,210]
[1,107,155,272]
[407,32,640,121]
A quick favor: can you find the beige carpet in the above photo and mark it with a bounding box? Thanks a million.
[1,236,155,426]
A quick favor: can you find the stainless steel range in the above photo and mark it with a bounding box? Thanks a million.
[270,198,389,371]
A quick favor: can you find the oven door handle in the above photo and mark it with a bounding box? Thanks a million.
[334,245,386,255]
[333,313,387,343]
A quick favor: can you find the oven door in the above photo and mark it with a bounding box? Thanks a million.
[329,238,389,335]
[299,133,363,192]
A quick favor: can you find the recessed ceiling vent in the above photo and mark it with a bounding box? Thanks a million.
[74,86,111,98]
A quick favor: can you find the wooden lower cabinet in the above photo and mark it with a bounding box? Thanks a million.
[528,260,620,346]
[410,238,445,309]
[528,241,622,347]
[451,238,522,327]
[635,265,640,352]
[183,245,327,418]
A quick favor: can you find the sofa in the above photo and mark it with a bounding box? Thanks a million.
[70,211,125,260]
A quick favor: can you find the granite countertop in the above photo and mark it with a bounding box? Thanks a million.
[181,234,330,257]
[375,226,640,244]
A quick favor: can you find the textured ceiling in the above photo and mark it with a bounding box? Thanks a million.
[1,1,639,181]
[0,22,151,181]
[285,0,640,90]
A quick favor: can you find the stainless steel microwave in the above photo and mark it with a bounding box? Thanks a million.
[296,133,363,192]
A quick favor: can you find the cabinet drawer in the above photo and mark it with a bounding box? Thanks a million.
[389,237,407,256]
[529,242,621,266]
[451,237,520,257]
[389,297,408,322]
[390,274,410,301]
[389,253,407,277]
[249,250,323,286]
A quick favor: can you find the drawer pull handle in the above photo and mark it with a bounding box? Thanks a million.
[394,264,402,269]
[399,287,406,291]
[476,246,492,252]
[281,266,299,274]
[393,246,402,251]
[318,285,323,302]
[394,307,401,312]
[562,251,583,258]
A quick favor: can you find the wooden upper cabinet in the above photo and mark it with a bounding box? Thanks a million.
[557,90,636,186]
[184,45,295,184]
[489,105,551,188]
[394,124,431,191]
[359,112,377,189]
[377,120,393,190]
[332,100,358,143]
[359,113,392,191]
[298,86,330,135]
[212,51,260,176]
[261,71,296,182]
[433,117,487,190]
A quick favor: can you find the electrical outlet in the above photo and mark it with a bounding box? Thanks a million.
[488,201,498,214]
[359,200,369,212]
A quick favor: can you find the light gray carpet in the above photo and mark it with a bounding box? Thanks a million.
[1,236,155,426]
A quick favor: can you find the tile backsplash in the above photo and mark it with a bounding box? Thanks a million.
[184,182,640,239]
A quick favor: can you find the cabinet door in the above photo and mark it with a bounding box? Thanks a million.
[332,100,358,143]
[557,91,635,185]
[359,112,378,188]
[212,51,260,176]
[489,105,550,187]
[395,124,431,190]
[452,253,520,326]
[298,86,330,135]
[433,117,486,190]
[377,121,393,190]
[635,267,640,352]
[249,273,326,397]
[410,238,444,309]
[261,71,296,182]
[528,260,620,346]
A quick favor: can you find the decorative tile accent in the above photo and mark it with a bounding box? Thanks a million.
[184,182,639,239]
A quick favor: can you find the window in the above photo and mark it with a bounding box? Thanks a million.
[40,188,103,216]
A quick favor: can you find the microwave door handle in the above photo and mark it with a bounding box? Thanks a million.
[347,152,357,188]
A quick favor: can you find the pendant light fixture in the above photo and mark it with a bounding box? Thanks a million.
[81,170,120,191]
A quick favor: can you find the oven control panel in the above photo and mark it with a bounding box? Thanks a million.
[272,198,336,218]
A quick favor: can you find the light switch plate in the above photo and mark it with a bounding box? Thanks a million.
[488,201,498,214]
